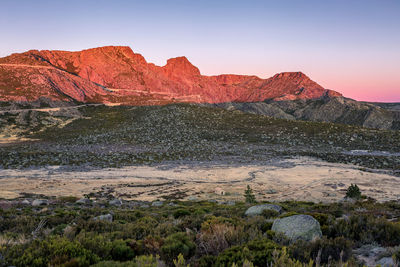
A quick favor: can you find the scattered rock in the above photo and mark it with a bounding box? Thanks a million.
[245,204,282,216]
[76,198,91,205]
[266,189,277,194]
[271,214,322,242]
[32,199,49,206]
[376,257,394,267]
[21,199,30,205]
[94,214,113,222]
[109,199,122,206]
[151,201,164,207]
[187,196,198,201]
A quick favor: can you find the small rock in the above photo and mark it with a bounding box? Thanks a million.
[151,201,164,207]
[187,196,198,201]
[376,257,394,267]
[245,204,282,216]
[32,199,49,206]
[272,214,322,242]
[21,199,30,205]
[94,214,113,222]
[266,189,277,194]
[109,199,122,206]
[76,198,91,205]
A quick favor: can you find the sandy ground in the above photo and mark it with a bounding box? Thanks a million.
[0,157,399,202]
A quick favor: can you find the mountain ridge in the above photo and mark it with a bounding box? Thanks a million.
[0,46,341,104]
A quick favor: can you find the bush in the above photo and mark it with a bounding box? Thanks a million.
[173,209,191,219]
[346,184,361,199]
[160,232,196,264]
[216,238,279,266]
[327,215,400,246]
[110,240,135,261]
[262,209,280,219]
[8,236,99,267]
[289,237,353,264]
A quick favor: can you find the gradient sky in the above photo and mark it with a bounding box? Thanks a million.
[1,0,399,102]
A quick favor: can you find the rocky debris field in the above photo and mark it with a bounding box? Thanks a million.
[0,104,399,173]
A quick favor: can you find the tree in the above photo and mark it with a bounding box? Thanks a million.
[345,184,361,199]
[244,185,256,203]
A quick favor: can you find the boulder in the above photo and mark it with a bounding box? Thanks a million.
[376,257,394,267]
[32,199,49,206]
[245,204,282,216]
[21,199,30,205]
[272,214,322,242]
[76,198,91,205]
[109,199,122,206]
[94,214,113,222]
[151,201,164,207]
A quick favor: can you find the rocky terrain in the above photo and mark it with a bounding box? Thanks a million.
[211,97,400,130]
[0,46,341,105]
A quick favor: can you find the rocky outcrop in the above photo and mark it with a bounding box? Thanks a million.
[271,214,322,242]
[212,97,400,130]
[245,204,282,216]
[0,46,341,105]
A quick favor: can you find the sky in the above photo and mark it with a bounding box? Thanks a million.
[0,0,399,102]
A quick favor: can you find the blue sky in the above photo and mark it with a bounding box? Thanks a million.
[1,0,399,101]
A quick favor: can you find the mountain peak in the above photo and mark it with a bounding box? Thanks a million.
[164,56,200,76]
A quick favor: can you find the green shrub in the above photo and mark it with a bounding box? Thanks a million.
[8,236,99,267]
[289,237,353,264]
[110,240,135,261]
[216,238,280,266]
[173,209,191,219]
[346,184,361,199]
[327,215,400,246]
[160,232,195,264]
[262,209,280,219]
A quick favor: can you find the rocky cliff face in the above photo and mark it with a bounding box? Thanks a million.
[0,46,341,104]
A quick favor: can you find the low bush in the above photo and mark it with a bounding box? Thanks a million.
[160,232,196,264]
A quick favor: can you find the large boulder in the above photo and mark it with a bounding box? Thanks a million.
[245,204,282,216]
[271,214,322,242]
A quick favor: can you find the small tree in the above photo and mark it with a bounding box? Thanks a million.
[244,185,256,203]
[346,184,361,199]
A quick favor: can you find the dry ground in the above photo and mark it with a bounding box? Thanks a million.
[0,157,398,202]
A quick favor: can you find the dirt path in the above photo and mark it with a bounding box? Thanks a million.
[0,157,398,202]
[0,104,103,115]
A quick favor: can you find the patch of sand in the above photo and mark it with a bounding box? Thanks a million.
[0,157,399,202]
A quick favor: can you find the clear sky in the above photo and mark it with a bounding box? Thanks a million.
[1,0,399,102]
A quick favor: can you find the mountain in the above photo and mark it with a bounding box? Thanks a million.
[0,46,341,105]
[211,97,400,130]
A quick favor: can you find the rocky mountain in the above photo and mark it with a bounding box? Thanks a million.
[211,97,400,130]
[0,46,341,104]
[1,45,398,130]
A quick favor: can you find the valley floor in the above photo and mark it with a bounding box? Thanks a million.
[1,157,399,203]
